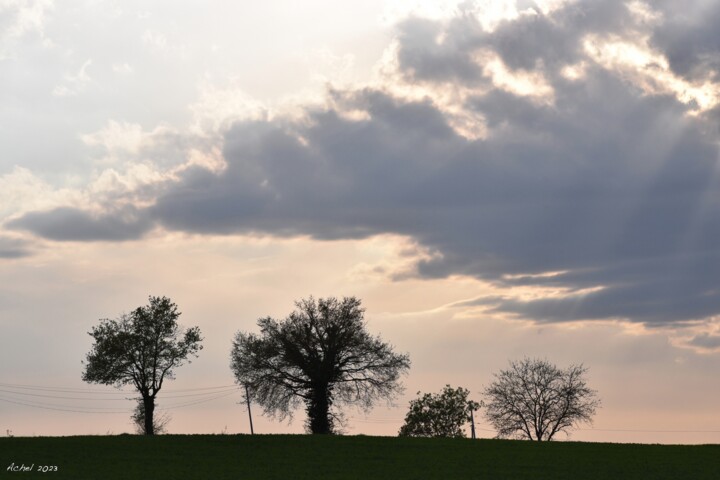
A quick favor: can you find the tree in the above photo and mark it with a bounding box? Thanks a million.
[230,296,411,434]
[131,398,171,435]
[398,385,480,438]
[483,358,600,441]
[82,296,202,435]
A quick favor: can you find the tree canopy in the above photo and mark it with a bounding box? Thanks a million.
[399,385,480,438]
[230,296,410,434]
[483,358,600,441]
[82,295,202,435]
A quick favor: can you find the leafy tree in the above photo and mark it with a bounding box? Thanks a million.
[399,385,480,438]
[483,358,600,441]
[82,296,202,435]
[131,398,171,435]
[230,296,411,434]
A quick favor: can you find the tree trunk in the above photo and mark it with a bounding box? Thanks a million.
[306,386,332,434]
[143,396,155,436]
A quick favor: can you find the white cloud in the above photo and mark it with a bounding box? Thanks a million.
[380,0,573,32]
[306,47,356,86]
[189,79,268,135]
[476,49,555,103]
[380,0,466,25]
[141,29,167,50]
[560,61,587,81]
[584,34,720,112]
[0,0,53,59]
[625,0,662,25]
[52,58,92,97]
[81,120,147,154]
[141,28,187,58]
[346,234,441,282]
[111,62,133,74]
[0,166,83,221]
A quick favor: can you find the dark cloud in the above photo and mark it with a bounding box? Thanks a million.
[0,236,32,259]
[142,73,720,325]
[8,206,152,241]
[650,1,720,82]
[11,1,720,326]
[688,333,720,350]
[395,0,642,86]
[395,15,488,85]
[485,0,636,71]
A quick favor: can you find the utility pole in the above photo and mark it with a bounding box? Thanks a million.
[244,384,254,435]
[469,407,476,440]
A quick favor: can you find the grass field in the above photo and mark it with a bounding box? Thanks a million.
[1,434,718,479]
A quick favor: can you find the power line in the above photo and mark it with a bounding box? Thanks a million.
[0,397,130,414]
[0,386,240,414]
[0,387,239,401]
[158,390,240,410]
[159,388,240,399]
[1,392,239,414]
[0,382,238,395]
[4,382,719,435]
[0,389,134,401]
[0,383,132,395]
[0,396,131,411]
[155,385,239,393]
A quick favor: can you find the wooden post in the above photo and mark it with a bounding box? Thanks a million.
[470,407,476,439]
[245,384,254,435]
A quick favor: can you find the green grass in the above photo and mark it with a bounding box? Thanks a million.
[1,434,717,479]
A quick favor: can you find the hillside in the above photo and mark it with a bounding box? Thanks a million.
[2,434,717,479]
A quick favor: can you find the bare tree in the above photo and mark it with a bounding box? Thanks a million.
[82,296,203,435]
[483,358,600,441]
[230,296,411,434]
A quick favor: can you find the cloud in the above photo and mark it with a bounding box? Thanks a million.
[189,79,268,135]
[0,235,32,258]
[0,166,86,220]
[650,1,720,83]
[0,0,53,59]
[392,0,632,87]
[81,120,147,154]
[9,206,152,241]
[688,332,720,351]
[11,0,720,326]
[141,28,187,59]
[111,62,133,74]
[52,59,92,97]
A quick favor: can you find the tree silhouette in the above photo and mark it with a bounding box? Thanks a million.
[82,296,202,435]
[230,296,410,434]
[399,385,480,438]
[484,358,600,441]
[131,398,171,435]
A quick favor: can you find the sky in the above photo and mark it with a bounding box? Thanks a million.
[2,0,720,443]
